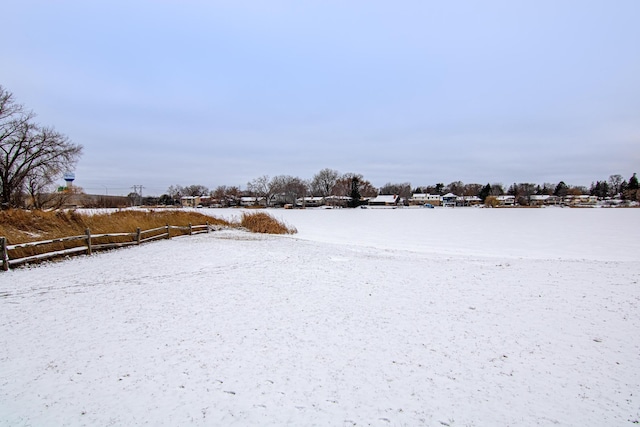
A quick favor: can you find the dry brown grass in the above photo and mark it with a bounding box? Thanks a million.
[0,209,296,264]
[239,211,297,234]
[0,209,231,244]
[0,209,235,262]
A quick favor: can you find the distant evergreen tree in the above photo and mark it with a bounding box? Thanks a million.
[479,183,492,202]
[590,181,609,199]
[619,179,630,200]
[348,176,361,208]
[619,181,638,201]
[627,173,639,201]
[554,181,569,197]
[158,194,174,205]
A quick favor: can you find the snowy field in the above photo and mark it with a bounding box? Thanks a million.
[1,207,639,426]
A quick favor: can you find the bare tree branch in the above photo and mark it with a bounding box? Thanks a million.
[0,85,83,208]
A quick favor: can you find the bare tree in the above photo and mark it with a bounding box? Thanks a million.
[331,176,350,197]
[183,184,209,196]
[310,168,340,197]
[166,185,186,204]
[225,186,242,206]
[463,183,483,197]
[445,181,465,195]
[248,175,280,207]
[569,185,587,195]
[508,182,537,205]
[537,183,555,195]
[0,86,82,208]
[212,185,242,207]
[333,173,378,202]
[517,183,537,205]
[25,168,79,209]
[422,183,445,195]
[25,166,55,209]
[489,183,505,195]
[379,182,412,197]
[213,185,230,207]
[608,174,624,197]
[269,175,307,205]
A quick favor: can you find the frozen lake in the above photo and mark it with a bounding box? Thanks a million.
[216,206,640,261]
[1,207,639,425]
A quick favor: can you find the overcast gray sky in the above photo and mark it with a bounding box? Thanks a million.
[3,0,639,196]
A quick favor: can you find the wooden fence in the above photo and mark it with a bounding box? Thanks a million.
[0,222,212,271]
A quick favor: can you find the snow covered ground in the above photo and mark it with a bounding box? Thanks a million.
[1,207,639,426]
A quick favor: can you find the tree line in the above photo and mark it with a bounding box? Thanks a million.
[159,171,379,208]
[159,169,639,208]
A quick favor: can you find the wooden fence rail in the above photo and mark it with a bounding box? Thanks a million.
[0,222,212,271]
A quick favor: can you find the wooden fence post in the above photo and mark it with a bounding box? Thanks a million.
[189,223,193,236]
[85,228,92,255]
[206,221,210,233]
[1,237,9,271]
[136,228,141,245]
[166,224,171,239]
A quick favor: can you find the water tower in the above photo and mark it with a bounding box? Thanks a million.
[63,172,75,189]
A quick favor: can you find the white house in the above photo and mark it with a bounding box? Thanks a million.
[564,195,598,206]
[529,195,560,206]
[456,195,482,206]
[240,196,266,207]
[296,197,325,207]
[441,193,458,207]
[410,193,428,204]
[495,195,516,206]
[410,193,441,206]
[369,195,399,206]
[324,195,351,207]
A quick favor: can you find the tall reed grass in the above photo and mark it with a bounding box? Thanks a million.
[240,211,297,234]
[0,209,296,245]
[0,209,296,267]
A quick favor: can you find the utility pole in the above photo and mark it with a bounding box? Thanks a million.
[131,185,144,206]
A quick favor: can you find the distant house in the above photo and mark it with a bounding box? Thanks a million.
[369,195,399,206]
[564,195,598,206]
[270,193,288,207]
[240,196,266,207]
[296,196,325,207]
[455,195,482,206]
[495,195,516,206]
[410,193,428,204]
[529,195,560,206]
[441,193,458,207]
[198,195,212,207]
[324,195,351,207]
[181,196,201,208]
[410,193,442,206]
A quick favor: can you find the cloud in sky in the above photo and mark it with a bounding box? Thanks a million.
[3,0,639,195]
